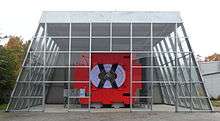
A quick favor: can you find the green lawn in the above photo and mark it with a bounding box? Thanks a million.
[0,104,7,110]
[211,100,220,107]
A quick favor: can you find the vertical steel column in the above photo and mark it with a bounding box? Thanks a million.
[150,23,153,110]
[110,23,112,52]
[189,52,193,111]
[130,23,133,112]
[174,23,178,112]
[42,23,47,112]
[89,23,92,111]
[68,22,71,111]
[27,52,32,111]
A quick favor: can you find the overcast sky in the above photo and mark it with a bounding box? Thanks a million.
[0,0,219,57]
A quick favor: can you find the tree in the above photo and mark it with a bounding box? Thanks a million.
[4,36,27,75]
[0,47,16,103]
[0,36,30,104]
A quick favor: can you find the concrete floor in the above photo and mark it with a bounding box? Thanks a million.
[25,104,214,112]
[34,104,188,112]
[3,104,219,121]
[0,111,220,121]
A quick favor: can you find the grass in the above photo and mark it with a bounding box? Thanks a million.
[211,100,220,107]
[0,104,7,110]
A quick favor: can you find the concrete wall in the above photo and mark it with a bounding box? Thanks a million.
[199,61,220,98]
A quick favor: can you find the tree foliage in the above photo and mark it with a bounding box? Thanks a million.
[0,36,30,104]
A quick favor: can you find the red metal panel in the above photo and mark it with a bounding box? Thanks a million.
[72,53,142,105]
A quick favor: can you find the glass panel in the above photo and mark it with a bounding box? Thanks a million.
[71,68,89,81]
[152,67,176,81]
[177,37,190,52]
[46,38,69,51]
[29,98,43,111]
[177,52,190,66]
[177,67,190,83]
[112,23,130,36]
[153,52,175,66]
[132,23,151,37]
[164,37,175,52]
[23,53,31,66]
[112,38,130,51]
[177,23,186,38]
[46,68,68,81]
[70,82,89,97]
[34,23,45,37]
[47,23,69,36]
[153,67,168,81]
[12,98,28,110]
[91,38,110,51]
[18,68,31,82]
[8,98,43,111]
[69,98,89,110]
[177,83,190,97]
[92,23,110,36]
[13,83,29,96]
[46,52,69,66]
[29,83,43,96]
[132,67,151,81]
[132,53,151,66]
[153,38,176,52]
[132,98,152,110]
[71,53,89,66]
[132,38,151,51]
[192,98,210,110]
[191,67,200,82]
[153,83,175,111]
[158,83,173,104]
[199,98,211,110]
[153,23,176,37]
[31,37,45,51]
[69,81,89,110]
[177,98,191,111]
[132,82,151,97]
[30,52,44,66]
[71,38,89,51]
[191,83,206,97]
[71,23,90,36]
[45,83,68,105]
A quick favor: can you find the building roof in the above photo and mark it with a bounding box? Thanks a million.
[40,11,182,23]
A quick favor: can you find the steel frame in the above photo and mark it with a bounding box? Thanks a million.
[6,22,213,112]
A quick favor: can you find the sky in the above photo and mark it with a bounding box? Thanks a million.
[0,0,219,57]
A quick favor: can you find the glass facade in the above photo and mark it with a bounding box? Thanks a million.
[6,12,213,112]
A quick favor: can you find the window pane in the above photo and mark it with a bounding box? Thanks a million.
[132,23,151,37]
[132,38,151,51]
[92,38,110,51]
[47,23,69,36]
[71,38,89,51]
[112,23,130,36]
[92,23,110,36]
[153,23,175,37]
[71,23,90,36]
[112,38,130,51]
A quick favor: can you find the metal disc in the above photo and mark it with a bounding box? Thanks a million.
[90,64,126,88]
